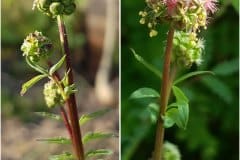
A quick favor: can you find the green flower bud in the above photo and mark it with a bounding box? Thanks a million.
[43,80,64,108]
[49,2,64,15]
[172,31,204,68]
[21,31,52,62]
[63,3,76,15]
[163,142,181,160]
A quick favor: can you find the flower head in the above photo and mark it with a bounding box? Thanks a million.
[202,0,218,13]
[21,31,52,62]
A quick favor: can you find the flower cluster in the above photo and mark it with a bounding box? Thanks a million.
[139,0,217,37]
[43,80,65,108]
[21,31,52,62]
[33,0,76,18]
[172,31,204,67]
[163,141,181,160]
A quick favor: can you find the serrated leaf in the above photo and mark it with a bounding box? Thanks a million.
[172,86,188,103]
[83,132,117,144]
[49,55,66,75]
[79,108,111,126]
[37,137,71,144]
[173,71,214,85]
[49,152,74,160]
[35,112,61,121]
[20,74,47,96]
[212,59,238,76]
[147,102,159,123]
[130,48,162,79]
[129,88,160,99]
[165,101,189,129]
[85,149,113,158]
[201,76,233,104]
[26,56,48,74]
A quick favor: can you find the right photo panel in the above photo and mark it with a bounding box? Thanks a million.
[121,1,239,160]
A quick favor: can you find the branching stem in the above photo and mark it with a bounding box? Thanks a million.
[153,27,175,160]
[57,15,84,160]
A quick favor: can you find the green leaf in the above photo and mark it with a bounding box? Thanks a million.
[83,132,117,144]
[165,101,189,129]
[129,88,160,99]
[201,76,233,104]
[85,149,113,158]
[173,71,214,85]
[35,112,61,121]
[147,102,159,123]
[20,74,47,96]
[36,137,71,144]
[232,0,239,12]
[79,108,111,126]
[172,86,188,103]
[130,48,162,79]
[49,152,74,160]
[49,55,66,75]
[212,59,238,76]
[26,56,48,75]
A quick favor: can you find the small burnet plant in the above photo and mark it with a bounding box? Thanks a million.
[131,0,218,160]
[20,0,116,160]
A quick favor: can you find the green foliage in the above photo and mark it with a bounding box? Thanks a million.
[131,48,162,79]
[20,74,47,95]
[49,152,74,160]
[130,88,160,99]
[79,108,111,126]
[37,137,71,144]
[122,1,238,160]
[35,112,62,121]
[49,55,66,75]
[212,59,238,76]
[82,132,117,144]
[173,71,214,85]
[85,149,113,159]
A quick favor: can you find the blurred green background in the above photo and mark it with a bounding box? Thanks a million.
[121,0,239,160]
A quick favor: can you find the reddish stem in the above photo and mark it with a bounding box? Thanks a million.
[153,28,175,160]
[57,15,84,160]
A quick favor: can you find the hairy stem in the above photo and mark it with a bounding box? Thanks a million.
[57,15,84,160]
[153,28,174,160]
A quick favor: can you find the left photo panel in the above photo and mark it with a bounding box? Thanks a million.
[2,0,119,159]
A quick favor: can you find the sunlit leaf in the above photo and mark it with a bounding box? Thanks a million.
[49,152,74,160]
[129,88,160,99]
[173,71,214,85]
[130,48,162,79]
[49,55,66,75]
[165,101,189,129]
[83,132,117,144]
[79,108,111,126]
[85,149,113,158]
[35,112,61,121]
[172,86,188,103]
[20,74,47,96]
[147,102,159,123]
[37,137,71,144]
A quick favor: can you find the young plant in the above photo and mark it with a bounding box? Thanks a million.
[131,0,218,159]
[20,0,116,159]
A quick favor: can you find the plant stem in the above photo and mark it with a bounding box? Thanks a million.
[60,106,73,138]
[57,15,84,160]
[47,61,73,138]
[153,27,175,160]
